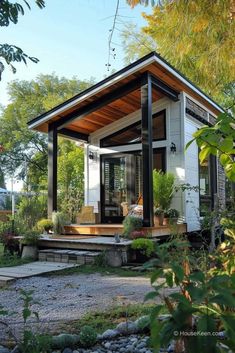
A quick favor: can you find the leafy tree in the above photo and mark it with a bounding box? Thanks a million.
[0,0,45,79]
[0,169,6,189]
[123,0,235,104]
[187,112,235,182]
[0,74,94,184]
[58,139,84,222]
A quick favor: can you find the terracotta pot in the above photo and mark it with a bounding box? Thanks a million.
[154,213,164,226]
[130,230,147,239]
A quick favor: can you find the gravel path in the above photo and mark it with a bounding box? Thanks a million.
[0,273,152,344]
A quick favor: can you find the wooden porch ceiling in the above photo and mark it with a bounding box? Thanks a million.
[65,88,163,135]
[28,52,223,136]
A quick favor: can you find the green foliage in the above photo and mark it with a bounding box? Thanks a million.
[51,333,79,350]
[57,139,85,222]
[186,112,235,182]
[74,304,154,334]
[0,0,45,79]
[124,0,234,105]
[131,238,155,257]
[0,74,93,183]
[18,289,52,353]
[164,208,179,219]
[136,315,150,332]
[79,325,97,348]
[122,215,142,238]
[153,170,175,210]
[36,218,53,233]
[52,211,69,235]
[145,236,235,353]
[16,194,47,229]
[94,251,108,267]
[20,229,41,245]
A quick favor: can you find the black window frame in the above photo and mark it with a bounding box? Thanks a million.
[199,154,217,217]
[100,109,166,148]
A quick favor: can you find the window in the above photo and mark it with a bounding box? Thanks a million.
[199,156,217,216]
[226,178,235,211]
[199,159,211,216]
[100,110,166,147]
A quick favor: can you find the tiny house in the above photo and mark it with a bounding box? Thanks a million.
[28,52,225,233]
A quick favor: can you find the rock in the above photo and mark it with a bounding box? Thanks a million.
[0,346,10,353]
[62,348,73,353]
[52,334,80,349]
[104,342,111,349]
[116,321,138,335]
[134,315,150,332]
[136,341,147,349]
[100,329,119,340]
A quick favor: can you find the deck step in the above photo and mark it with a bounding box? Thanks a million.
[38,249,101,264]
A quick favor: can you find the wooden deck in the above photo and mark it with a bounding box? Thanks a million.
[64,223,187,237]
[37,223,187,254]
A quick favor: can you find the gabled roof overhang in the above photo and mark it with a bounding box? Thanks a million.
[27,52,224,138]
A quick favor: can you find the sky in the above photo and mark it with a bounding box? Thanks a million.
[0,0,151,107]
[1,0,152,190]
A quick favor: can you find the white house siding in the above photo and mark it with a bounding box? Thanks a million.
[184,116,202,231]
[167,97,185,220]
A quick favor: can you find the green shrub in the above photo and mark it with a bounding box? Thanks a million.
[51,333,79,349]
[153,170,175,210]
[37,218,54,233]
[123,216,142,238]
[21,230,41,245]
[52,211,70,235]
[16,195,47,229]
[79,325,97,348]
[131,238,155,257]
[164,208,179,219]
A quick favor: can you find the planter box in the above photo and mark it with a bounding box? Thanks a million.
[21,245,38,260]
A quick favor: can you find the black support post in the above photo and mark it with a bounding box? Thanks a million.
[48,123,58,217]
[141,73,154,227]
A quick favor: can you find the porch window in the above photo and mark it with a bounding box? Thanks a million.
[100,110,166,147]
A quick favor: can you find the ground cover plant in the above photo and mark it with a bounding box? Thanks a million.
[145,232,235,353]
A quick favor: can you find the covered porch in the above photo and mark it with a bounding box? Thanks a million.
[28,52,222,233]
[28,53,182,229]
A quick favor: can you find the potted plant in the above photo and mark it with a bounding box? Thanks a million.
[131,238,155,262]
[164,208,179,225]
[37,218,54,234]
[122,215,142,238]
[21,230,41,259]
[153,170,175,226]
[154,207,164,226]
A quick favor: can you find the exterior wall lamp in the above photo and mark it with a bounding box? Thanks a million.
[170,142,176,154]
[88,150,98,161]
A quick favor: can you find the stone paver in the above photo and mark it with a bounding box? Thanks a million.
[0,261,80,283]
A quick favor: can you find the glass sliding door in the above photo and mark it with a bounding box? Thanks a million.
[100,148,166,223]
[101,154,134,223]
